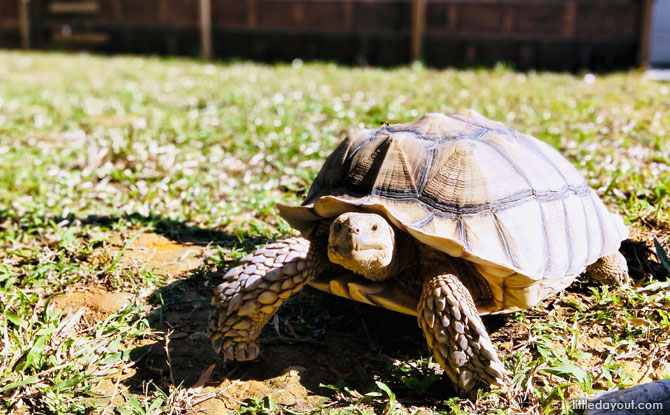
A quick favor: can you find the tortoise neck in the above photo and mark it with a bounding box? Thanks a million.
[368,228,417,280]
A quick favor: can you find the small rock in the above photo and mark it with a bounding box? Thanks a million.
[188,331,209,342]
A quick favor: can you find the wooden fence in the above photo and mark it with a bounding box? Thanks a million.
[0,0,656,69]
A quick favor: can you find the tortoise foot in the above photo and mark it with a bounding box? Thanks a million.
[211,336,259,361]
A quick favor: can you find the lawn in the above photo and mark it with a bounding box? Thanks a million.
[0,50,668,415]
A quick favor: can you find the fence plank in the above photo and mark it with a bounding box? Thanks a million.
[200,0,212,59]
[562,0,576,36]
[18,0,30,49]
[49,1,99,14]
[247,0,258,28]
[411,0,426,61]
[638,0,654,68]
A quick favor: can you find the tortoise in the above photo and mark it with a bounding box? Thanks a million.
[208,110,629,397]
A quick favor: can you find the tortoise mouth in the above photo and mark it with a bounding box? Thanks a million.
[328,244,391,272]
[328,243,383,258]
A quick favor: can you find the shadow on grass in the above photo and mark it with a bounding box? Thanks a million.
[119,264,514,408]
[4,210,250,248]
[123,265,495,408]
[77,213,243,247]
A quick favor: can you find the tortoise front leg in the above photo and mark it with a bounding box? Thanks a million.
[208,236,327,361]
[418,266,508,398]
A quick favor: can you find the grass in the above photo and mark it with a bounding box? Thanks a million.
[0,50,669,414]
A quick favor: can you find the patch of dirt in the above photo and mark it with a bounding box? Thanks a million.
[200,366,328,410]
[191,392,230,413]
[124,286,427,411]
[50,287,133,324]
[109,232,208,277]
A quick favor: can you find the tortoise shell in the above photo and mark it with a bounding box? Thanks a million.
[278,110,628,314]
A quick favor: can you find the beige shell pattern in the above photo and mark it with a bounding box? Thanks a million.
[278,110,628,314]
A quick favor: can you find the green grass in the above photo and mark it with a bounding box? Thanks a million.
[0,50,669,414]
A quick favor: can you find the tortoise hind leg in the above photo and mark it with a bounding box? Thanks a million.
[418,268,507,398]
[208,237,327,361]
[586,251,629,286]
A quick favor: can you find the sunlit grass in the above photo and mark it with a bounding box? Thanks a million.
[0,50,668,414]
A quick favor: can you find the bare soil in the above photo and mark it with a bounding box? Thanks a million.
[108,232,208,277]
[50,288,133,325]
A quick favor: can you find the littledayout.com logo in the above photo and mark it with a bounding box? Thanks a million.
[571,397,664,412]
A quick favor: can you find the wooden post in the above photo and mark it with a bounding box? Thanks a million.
[199,0,212,59]
[502,7,513,34]
[343,1,353,31]
[293,2,304,25]
[562,0,576,37]
[447,4,458,30]
[638,0,654,68]
[411,0,426,61]
[247,0,258,28]
[18,0,30,49]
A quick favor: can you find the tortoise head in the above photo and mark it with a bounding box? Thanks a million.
[327,212,397,281]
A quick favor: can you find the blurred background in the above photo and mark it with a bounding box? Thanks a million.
[1,0,669,70]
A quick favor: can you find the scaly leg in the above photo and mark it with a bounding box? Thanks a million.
[418,267,507,398]
[208,236,327,361]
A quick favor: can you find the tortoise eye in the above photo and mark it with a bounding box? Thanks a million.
[335,222,342,232]
[371,224,378,231]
